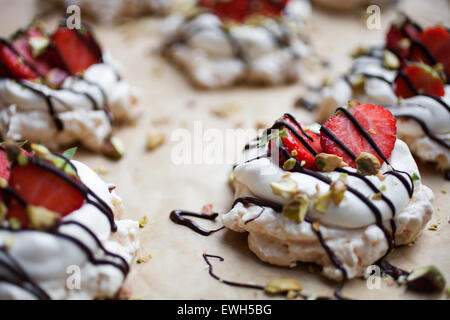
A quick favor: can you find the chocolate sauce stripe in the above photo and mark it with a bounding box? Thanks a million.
[169,210,225,236]
[283,113,314,141]
[0,276,48,300]
[269,121,318,156]
[0,247,51,299]
[396,114,450,149]
[336,107,391,165]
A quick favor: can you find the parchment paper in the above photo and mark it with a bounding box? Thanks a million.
[0,0,448,300]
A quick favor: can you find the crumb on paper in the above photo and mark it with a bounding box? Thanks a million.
[94,167,108,174]
[211,103,241,118]
[136,254,152,264]
[201,204,214,215]
[255,120,268,130]
[151,116,170,126]
[146,130,166,151]
[139,216,148,228]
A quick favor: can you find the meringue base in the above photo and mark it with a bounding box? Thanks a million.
[222,183,434,280]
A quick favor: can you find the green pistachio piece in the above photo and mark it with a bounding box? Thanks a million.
[0,202,7,224]
[355,152,380,175]
[28,36,50,58]
[407,265,446,293]
[26,205,60,231]
[270,179,298,200]
[383,50,400,70]
[282,158,297,171]
[102,137,125,160]
[264,279,302,295]
[315,153,345,172]
[330,179,347,205]
[313,192,331,214]
[282,194,309,223]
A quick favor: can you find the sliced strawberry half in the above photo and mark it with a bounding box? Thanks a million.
[51,26,102,75]
[415,25,450,80]
[320,103,397,168]
[0,149,10,181]
[6,160,85,227]
[268,115,322,170]
[198,0,251,23]
[251,0,289,17]
[393,63,445,98]
[0,41,39,80]
[386,15,421,58]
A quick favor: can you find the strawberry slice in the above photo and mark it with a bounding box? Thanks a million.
[0,149,10,180]
[320,103,397,168]
[415,25,450,80]
[393,63,445,98]
[51,26,102,75]
[0,42,39,80]
[386,15,421,58]
[6,161,85,227]
[198,0,250,23]
[252,0,289,17]
[268,115,322,170]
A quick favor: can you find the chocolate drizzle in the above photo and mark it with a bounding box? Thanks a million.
[169,210,225,236]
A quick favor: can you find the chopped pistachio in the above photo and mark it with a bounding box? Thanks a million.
[28,36,50,58]
[376,172,386,181]
[406,265,446,293]
[264,278,302,295]
[136,254,152,264]
[139,216,148,228]
[282,194,309,223]
[146,130,166,151]
[350,74,365,89]
[347,100,360,109]
[0,177,7,189]
[62,147,78,160]
[8,218,21,229]
[26,205,59,231]
[368,128,377,135]
[291,150,298,157]
[371,193,382,200]
[31,143,50,157]
[380,185,387,191]
[411,173,420,182]
[315,153,345,172]
[355,152,380,175]
[229,171,235,183]
[17,152,28,166]
[351,46,370,58]
[314,192,331,213]
[441,190,447,195]
[270,179,298,200]
[398,38,411,50]
[312,222,320,232]
[0,202,7,223]
[330,179,347,205]
[282,158,297,171]
[102,137,125,160]
[383,50,400,70]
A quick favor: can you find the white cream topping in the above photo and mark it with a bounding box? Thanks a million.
[234,139,419,229]
[0,60,136,150]
[0,160,139,300]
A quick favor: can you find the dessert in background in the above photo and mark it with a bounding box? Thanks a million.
[0,143,139,299]
[223,103,434,281]
[162,0,311,89]
[0,18,137,158]
[317,15,450,176]
[46,0,172,23]
[311,0,392,11]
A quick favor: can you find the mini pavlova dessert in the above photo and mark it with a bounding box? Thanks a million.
[317,15,450,175]
[0,142,139,299]
[223,103,434,281]
[47,0,172,23]
[0,19,137,159]
[162,0,312,89]
[310,0,391,11]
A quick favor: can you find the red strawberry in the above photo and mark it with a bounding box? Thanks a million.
[252,0,289,17]
[415,25,450,79]
[198,0,250,22]
[51,26,102,75]
[6,161,85,227]
[386,15,421,58]
[0,149,10,180]
[268,115,322,170]
[393,63,445,98]
[320,103,397,168]
[0,42,38,80]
